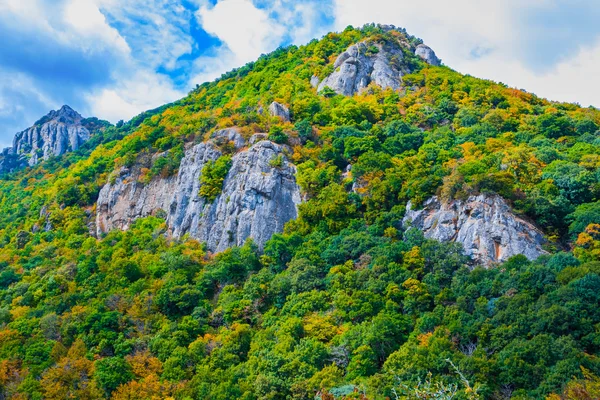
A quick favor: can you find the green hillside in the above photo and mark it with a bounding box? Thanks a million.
[0,24,599,399]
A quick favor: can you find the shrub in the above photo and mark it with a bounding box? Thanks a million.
[199,155,233,202]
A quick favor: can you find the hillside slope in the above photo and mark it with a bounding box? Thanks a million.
[0,24,598,399]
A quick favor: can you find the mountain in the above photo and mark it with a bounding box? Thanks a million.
[0,105,109,175]
[0,24,599,399]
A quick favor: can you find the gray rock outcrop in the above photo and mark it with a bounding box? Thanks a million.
[415,44,441,66]
[12,105,90,166]
[318,39,440,96]
[268,102,290,122]
[211,127,246,150]
[96,135,301,253]
[0,105,94,175]
[403,194,547,266]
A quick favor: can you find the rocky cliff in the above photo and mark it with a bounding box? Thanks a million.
[12,105,91,165]
[96,129,301,253]
[403,194,547,265]
[317,38,440,96]
[0,105,95,174]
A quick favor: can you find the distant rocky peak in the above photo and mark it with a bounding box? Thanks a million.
[4,105,92,170]
[34,105,82,126]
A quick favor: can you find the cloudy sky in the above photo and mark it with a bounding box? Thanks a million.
[1,0,599,147]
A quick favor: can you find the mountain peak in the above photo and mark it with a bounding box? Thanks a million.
[36,104,82,126]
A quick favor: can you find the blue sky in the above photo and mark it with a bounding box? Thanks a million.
[1,0,600,147]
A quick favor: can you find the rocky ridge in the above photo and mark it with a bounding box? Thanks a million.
[96,128,301,252]
[12,105,91,165]
[0,105,93,174]
[403,194,547,266]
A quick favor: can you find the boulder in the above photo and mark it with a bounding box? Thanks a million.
[268,102,290,122]
[211,127,246,150]
[415,44,441,66]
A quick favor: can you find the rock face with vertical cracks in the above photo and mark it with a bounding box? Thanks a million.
[96,131,301,253]
[0,105,94,174]
[403,194,547,266]
[12,105,91,166]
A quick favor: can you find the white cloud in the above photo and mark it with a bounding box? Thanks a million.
[3,0,599,147]
[62,0,130,54]
[463,38,600,108]
[0,69,55,147]
[197,0,285,64]
[190,0,332,87]
[95,0,195,71]
[0,0,189,141]
[87,70,184,123]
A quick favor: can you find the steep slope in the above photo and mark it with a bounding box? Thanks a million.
[0,24,598,400]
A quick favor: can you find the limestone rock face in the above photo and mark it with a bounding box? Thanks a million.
[318,39,440,96]
[415,44,441,66]
[268,102,290,122]
[192,140,301,252]
[12,105,90,166]
[96,137,301,253]
[403,194,547,266]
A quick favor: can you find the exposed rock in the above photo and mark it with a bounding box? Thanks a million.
[13,105,90,165]
[268,102,290,122]
[318,39,442,97]
[189,140,300,252]
[96,165,180,234]
[0,105,94,175]
[249,133,268,145]
[0,148,28,175]
[403,194,547,266]
[318,41,409,96]
[96,140,301,252]
[415,44,441,66]
[342,164,352,180]
[310,75,320,88]
[40,205,52,231]
[211,127,246,150]
[16,231,31,249]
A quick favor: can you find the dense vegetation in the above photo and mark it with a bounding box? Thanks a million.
[0,24,598,399]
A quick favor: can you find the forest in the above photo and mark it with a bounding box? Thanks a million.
[0,24,598,399]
